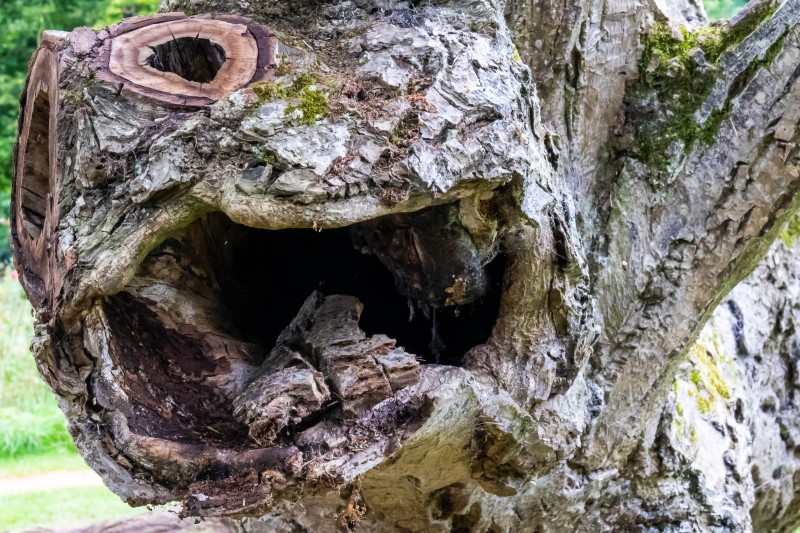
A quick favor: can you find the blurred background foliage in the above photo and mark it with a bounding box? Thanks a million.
[0,0,159,266]
[705,0,748,20]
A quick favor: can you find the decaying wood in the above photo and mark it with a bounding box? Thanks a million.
[11,36,60,308]
[11,0,800,529]
[232,291,420,443]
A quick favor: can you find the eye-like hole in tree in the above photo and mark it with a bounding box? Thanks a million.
[20,89,50,240]
[147,37,226,83]
[97,207,504,446]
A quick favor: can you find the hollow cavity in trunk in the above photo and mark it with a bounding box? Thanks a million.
[96,207,504,448]
[147,37,226,83]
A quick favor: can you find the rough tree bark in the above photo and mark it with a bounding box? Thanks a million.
[11,0,800,530]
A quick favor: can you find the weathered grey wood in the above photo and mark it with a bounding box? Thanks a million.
[20,512,239,533]
[11,0,800,529]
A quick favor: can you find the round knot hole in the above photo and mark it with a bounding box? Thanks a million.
[147,37,226,83]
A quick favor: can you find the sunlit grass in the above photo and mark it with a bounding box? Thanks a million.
[0,270,76,459]
[0,448,87,477]
[0,486,142,531]
[0,270,144,528]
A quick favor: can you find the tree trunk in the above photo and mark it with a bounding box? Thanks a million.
[11,0,800,530]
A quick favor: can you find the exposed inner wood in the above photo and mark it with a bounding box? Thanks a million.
[12,44,58,309]
[232,291,420,444]
[147,37,226,84]
[107,18,260,102]
[20,89,50,240]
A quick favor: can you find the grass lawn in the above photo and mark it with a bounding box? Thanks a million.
[0,449,88,477]
[0,486,143,531]
[0,271,74,460]
[0,271,147,530]
[0,448,150,532]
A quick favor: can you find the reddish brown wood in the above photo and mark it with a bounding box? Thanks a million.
[11,40,60,309]
[96,13,277,107]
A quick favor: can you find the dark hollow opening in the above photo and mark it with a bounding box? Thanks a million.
[216,212,505,366]
[99,208,504,445]
[21,89,50,240]
[147,37,226,83]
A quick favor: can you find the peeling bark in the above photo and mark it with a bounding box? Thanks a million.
[11,0,800,530]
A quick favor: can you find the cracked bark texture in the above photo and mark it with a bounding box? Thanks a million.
[11,0,800,530]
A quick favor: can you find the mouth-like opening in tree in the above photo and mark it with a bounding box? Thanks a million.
[147,37,226,83]
[222,213,505,367]
[97,206,504,446]
[20,89,50,240]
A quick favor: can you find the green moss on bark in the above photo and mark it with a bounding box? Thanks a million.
[249,73,330,125]
[629,1,780,172]
[780,214,800,247]
[286,88,330,125]
[686,340,732,415]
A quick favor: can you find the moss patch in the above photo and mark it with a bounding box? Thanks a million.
[252,81,287,103]
[291,72,317,92]
[249,73,330,125]
[286,87,330,126]
[694,394,714,414]
[629,1,779,172]
[779,213,800,247]
[675,416,685,441]
[249,144,277,165]
[61,75,99,107]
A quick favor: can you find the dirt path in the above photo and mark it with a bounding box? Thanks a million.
[0,470,103,496]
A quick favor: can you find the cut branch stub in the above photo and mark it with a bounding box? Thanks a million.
[11,38,60,309]
[100,14,275,106]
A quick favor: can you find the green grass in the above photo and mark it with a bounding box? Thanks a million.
[705,0,748,20]
[0,448,87,476]
[0,270,76,459]
[0,486,143,531]
[0,270,147,528]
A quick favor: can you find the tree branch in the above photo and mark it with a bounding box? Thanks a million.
[583,1,800,468]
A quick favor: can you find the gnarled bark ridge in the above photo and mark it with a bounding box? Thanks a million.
[11,0,800,530]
